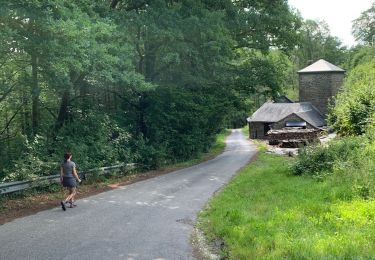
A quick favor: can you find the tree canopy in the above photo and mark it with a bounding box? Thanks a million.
[352,2,375,45]
[0,0,302,180]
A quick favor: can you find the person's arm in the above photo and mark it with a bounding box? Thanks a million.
[72,167,81,183]
[60,166,64,183]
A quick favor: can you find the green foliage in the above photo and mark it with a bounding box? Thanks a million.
[291,136,366,178]
[54,110,133,168]
[291,135,375,199]
[2,111,133,182]
[291,145,334,177]
[143,85,227,164]
[199,151,375,259]
[228,49,295,127]
[352,2,375,45]
[344,45,375,70]
[83,170,108,185]
[2,135,56,181]
[235,50,287,99]
[229,0,301,52]
[296,19,347,66]
[0,0,301,181]
[329,58,375,136]
[34,183,61,193]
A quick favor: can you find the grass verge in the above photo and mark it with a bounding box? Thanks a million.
[0,129,231,224]
[241,124,248,137]
[174,129,231,168]
[198,151,375,259]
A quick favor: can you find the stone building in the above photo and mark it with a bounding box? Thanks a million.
[298,59,345,116]
[247,59,345,140]
[247,102,325,139]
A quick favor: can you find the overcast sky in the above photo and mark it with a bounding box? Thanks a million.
[288,0,374,47]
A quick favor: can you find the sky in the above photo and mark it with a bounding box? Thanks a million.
[288,0,374,47]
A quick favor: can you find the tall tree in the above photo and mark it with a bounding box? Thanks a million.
[295,19,347,68]
[352,3,375,45]
[0,0,303,179]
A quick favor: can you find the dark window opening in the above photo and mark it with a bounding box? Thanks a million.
[264,123,271,135]
[286,121,306,128]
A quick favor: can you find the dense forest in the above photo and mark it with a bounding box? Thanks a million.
[0,0,354,182]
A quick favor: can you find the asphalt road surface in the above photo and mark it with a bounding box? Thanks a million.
[0,129,257,260]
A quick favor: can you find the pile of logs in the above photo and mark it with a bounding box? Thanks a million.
[267,128,322,147]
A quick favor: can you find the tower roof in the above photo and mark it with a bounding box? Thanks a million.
[298,59,345,73]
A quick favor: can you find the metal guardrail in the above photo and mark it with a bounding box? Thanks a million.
[0,163,136,195]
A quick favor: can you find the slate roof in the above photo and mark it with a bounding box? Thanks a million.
[298,59,345,73]
[247,102,326,128]
[274,95,293,103]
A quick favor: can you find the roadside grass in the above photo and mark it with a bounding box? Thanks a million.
[241,125,249,136]
[0,129,231,221]
[198,151,375,259]
[174,129,231,168]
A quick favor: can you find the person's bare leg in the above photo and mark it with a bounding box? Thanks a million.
[68,188,77,207]
[61,187,71,211]
[64,188,74,203]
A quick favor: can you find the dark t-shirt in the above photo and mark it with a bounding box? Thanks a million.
[61,160,76,178]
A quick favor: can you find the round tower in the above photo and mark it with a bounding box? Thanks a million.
[298,59,345,116]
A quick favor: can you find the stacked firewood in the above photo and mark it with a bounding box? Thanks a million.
[267,128,323,147]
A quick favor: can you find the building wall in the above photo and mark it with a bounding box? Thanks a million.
[330,72,345,97]
[249,115,317,140]
[272,114,315,130]
[299,72,344,116]
[249,122,266,139]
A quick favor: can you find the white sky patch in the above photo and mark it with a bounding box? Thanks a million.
[288,0,374,47]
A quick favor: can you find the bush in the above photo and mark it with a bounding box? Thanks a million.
[329,59,375,136]
[291,136,366,177]
[2,135,58,182]
[291,145,333,177]
[2,110,133,182]
[291,136,375,199]
[53,110,133,169]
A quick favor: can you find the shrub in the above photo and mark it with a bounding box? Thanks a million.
[2,135,58,182]
[329,59,375,136]
[53,110,133,169]
[2,111,133,182]
[291,145,333,176]
[331,139,375,199]
[291,136,367,177]
[291,135,375,199]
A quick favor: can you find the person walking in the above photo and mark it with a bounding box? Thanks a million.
[60,152,81,211]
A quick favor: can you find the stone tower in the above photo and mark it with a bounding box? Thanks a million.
[298,59,345,116]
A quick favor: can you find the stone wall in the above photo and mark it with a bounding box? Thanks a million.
[330,72,345,97]
[299,72,344,116]
[249,122,266,139]
[249,114,317,139]
[271,114,315,130]
[267,129,322,147]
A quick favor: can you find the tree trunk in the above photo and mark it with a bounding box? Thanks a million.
[138,95,149,138]
[54,73,85,133]
[144,39,156,82]
[5,109,10,153]
[54,90,70,132]
[21,87,31,137]
[136,24,144,74]
[31,53,39,136]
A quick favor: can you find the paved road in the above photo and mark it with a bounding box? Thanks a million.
[0,129,256,260]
